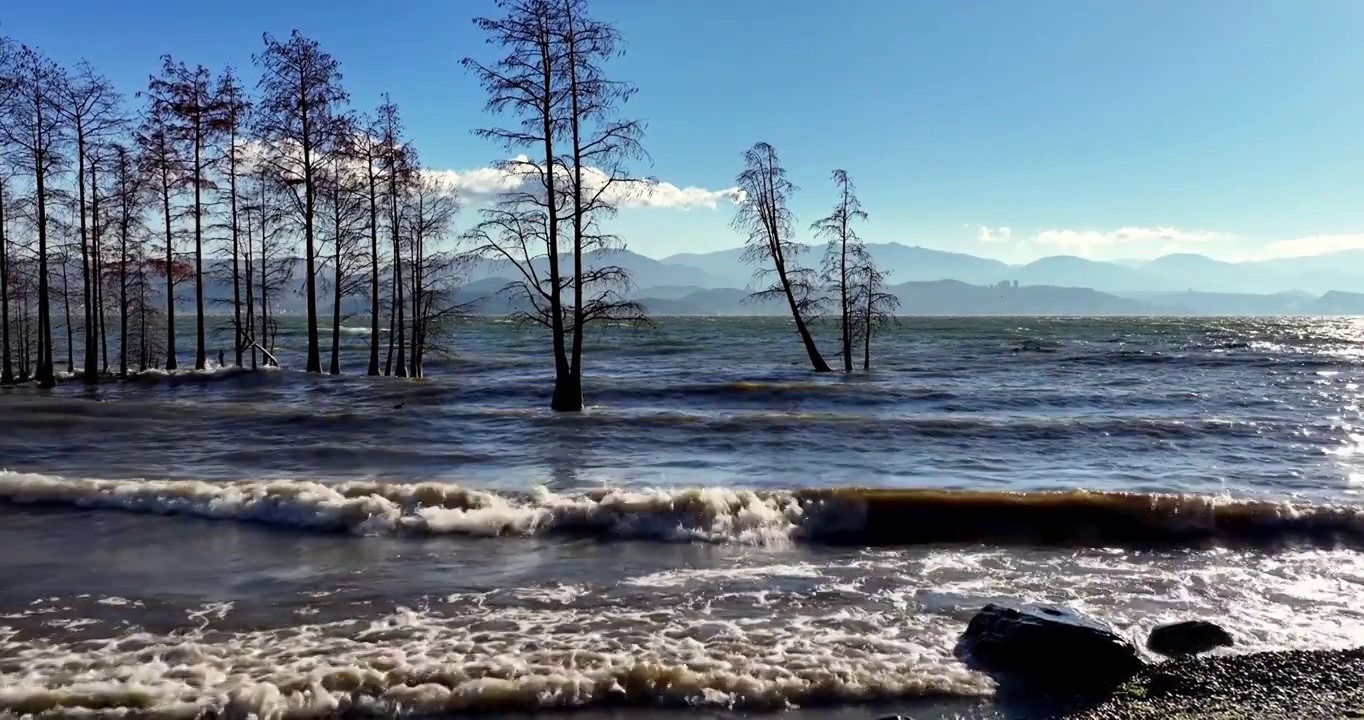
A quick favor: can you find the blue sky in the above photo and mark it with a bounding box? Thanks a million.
[5,0,1364,263]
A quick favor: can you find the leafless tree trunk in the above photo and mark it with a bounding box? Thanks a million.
[813,169,868,373]
[1,46,66,387]
[214,68,251,367]
[734,142,830,372]
[253,31,350,374]
[137,103,181,371]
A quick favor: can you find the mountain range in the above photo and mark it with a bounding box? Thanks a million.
[189,242,1364,317]
[539,242,1364,297]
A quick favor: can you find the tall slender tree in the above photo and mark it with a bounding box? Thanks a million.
[402,171,462,377]
[56,60,123,381]
[854,257,899,370]
[213,67,251,367]
[354,109,386,376]
[320,116,368,375]
[812,169,867,373]
[253,30,350,374]
[0,46,67,387]
[147,57,221,370]
[554,0,651,410]
[463,0,573,408]
[0,172,13,385]
[734,142,830,372]
[108,143,145,378]
[137,99,182,371]
[375,97,414,377]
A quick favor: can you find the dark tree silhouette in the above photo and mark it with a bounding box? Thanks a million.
[813,169,867,373]
[555,0,651,410]
[213,67,251,367]
[107,143,146,378]
[352,107,386,376]
[465,0,649,410]
[253,30,350,374]
[136,99,182,371]
[0,45,66,387]
[56,60,123,381]
[401,171,463,377]
[733,142,830,372]
[374,97,415,377]
[319,115,368,375]
[147,57,222,370]
[854,258,899,370]
[0,172,13,385]
[464,0,571,405]
[0,34,12,383]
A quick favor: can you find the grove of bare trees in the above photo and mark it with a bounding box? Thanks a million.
[0,0,906,413]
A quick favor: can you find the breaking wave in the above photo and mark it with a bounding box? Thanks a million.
[2,471,1362,550]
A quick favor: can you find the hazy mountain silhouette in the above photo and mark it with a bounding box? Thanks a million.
[662,243,1364,295]
[184,240,1364,318]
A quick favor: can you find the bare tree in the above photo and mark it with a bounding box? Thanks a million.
[0,171,15,385]
[464,0,570,403]
[465,0,648,410]
[146,57,222,370]
[0,45,66,387]
[244,164,291,366]
[0,34,14,383]
[136,100,182,371]
[213,67,251,366]
[107,143,146,377]
[352,109,387,376]
[812,169,867,373]
[734,142,830,372]
[402,171,463,377]
[55,60,122,381]
[555,0,651,409]
[854,258,899,370]
[319,116,368,375]
[253,30,350,374]
[374,97,415,377]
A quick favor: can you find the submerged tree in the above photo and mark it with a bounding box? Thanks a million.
[555,0,651,409]
[213,67,251,367]
[0,45,67,387]
[374,97,416,378]
[107,143,146,378]
[56,60,124,381]
[812,169,867,373]
[734,141,830,372]
[0,171,14,385]
[402,171,463,377]
[464,0,648,411]
[253,30,350,374]
[148,57,222,371]
[136,99,182,371]
[854,258,899,370]
[352,107,387,376]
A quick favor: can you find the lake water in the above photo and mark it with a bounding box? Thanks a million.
[2,316,1363,719]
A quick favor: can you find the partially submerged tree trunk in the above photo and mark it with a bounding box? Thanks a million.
[734,141,830,373]
[813,169,868,373]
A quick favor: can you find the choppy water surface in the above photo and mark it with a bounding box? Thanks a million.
[2,316,1364,719]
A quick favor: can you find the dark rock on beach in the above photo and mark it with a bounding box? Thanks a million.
[1146,620,1234,658]
[955,603,1146,693]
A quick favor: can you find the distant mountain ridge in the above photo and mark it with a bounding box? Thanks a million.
[658,242,1364,296]
[183,243,1364,317]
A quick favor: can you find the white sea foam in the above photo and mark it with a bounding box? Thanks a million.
[0,472,813,545]
[0,596,989,718]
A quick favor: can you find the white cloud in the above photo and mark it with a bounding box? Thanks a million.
[1261,233,1364,258]
[430,156,743,210]
[976,226,1012,243]
[1033,227,1226,254]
